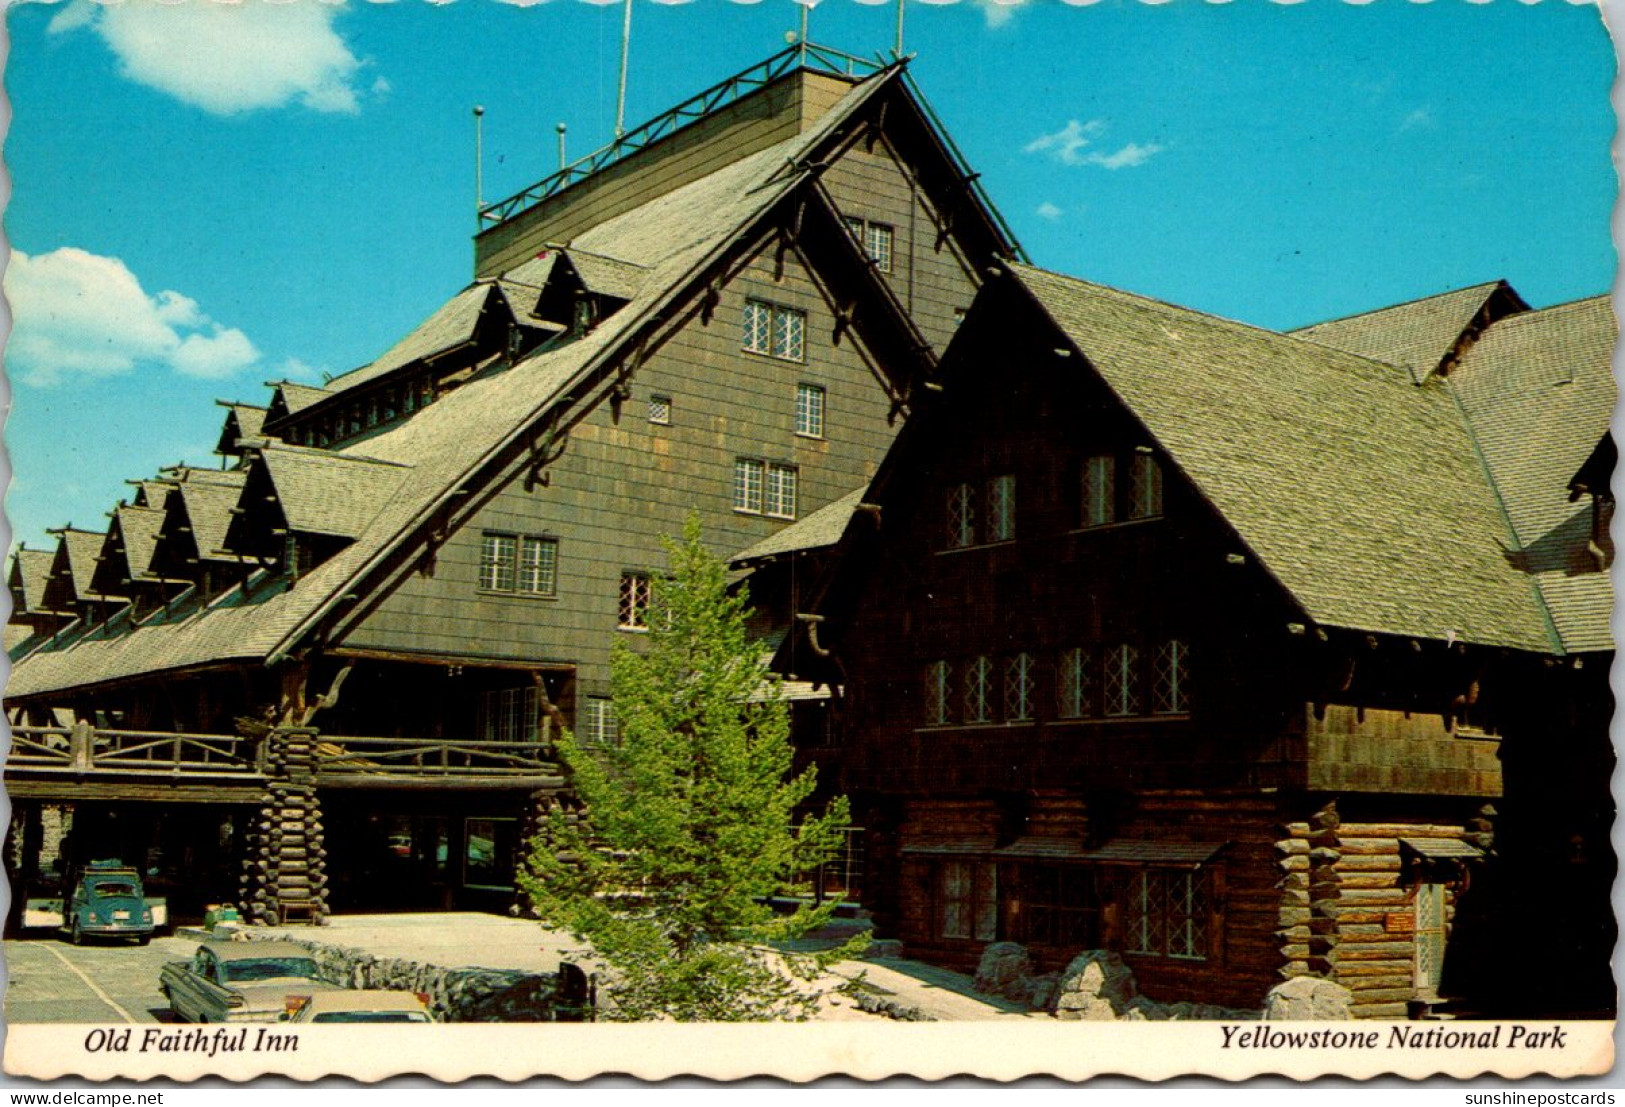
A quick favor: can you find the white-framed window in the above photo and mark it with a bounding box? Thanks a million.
[1005,653,1035,721]
[1082,455,1116,528]
[1124,868,1212,960]
[648,395,671,425]
[580,697,619,748]
[734,458,764,514]
[481,533,556,596]
[947,483,976,549]
[964,656,993,723]
[987,474,1016,543]
[795,383,825,439]
[619,571,652,631]
[1129,453,1164,520]
[735,459,797,519]
[480,534,517,592]
[1058,647,1095,719]
[1104,644,1141,717]
[924,660,951,725]
[937,859,997,941]
[844,217,895,274]
[1153,639,1189,715]
[744,299,805,361]
[764,463,798,520]
[477,686,539,743]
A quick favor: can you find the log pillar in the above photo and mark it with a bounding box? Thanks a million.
[238,726,329,925]
[1304,800,1342,977]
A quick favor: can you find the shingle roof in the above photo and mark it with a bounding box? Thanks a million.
[4,70,898,701]
[1450,295,1616,653]
[733,487,867,564]
[53,528,115,601]
[324,284,495,396]
[272,381,333,416]
[130,480,175,509]
[1291,281,1508,383]
[1012,264,1555,652]
[10,548,59,613]
[567,249,649,301]
[169,473,248,563]
[216,403,268,452]
[259,447,413,539]
[110,505,167,582]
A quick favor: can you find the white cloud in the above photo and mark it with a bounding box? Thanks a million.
[6,247,261,386]
[50,0,374,116]
[977,0,1023,29]
[1024,119,1164,170]
[276,357,329,383]
[1036,201,1064,220]
[1400,108,1435,132]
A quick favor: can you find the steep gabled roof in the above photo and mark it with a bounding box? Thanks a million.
[565,249,649,302]
[6,70,920,700]
[161,472,249,565]
[91,505,169,594]
[265,381,334,424]
[1290,281,1525,383]
[47,527,119,605]
[216,402,269,455]
[1450,295,1616,653]
[9,547,62,615]
[257,446,413,539]
[1010,264,1554,652]
[323,283,497,397]
[734,488,867,564]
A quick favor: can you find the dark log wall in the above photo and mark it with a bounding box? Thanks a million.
[340,240,903,706]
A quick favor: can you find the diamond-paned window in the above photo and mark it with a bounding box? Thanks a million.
[925,661,951,725]
[648,395,671,425]
[963,656,993,723]
[1129,453,1164,520]
[1082,455,1116,527]
[1153,639,1189,715]
[743,299,772,355]
[1123,868,1212,960]
[1058,647,1095,718]
[1104,644,1141,717]
[773,306,805,361]
[1005,652,1035,721]
[619,571,652,631]
[987,474,1016,543]
[947,483,976,549]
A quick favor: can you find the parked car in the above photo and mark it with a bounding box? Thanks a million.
[65,861,156,945]
[282,990,437,1024]
[160,942,344,1024]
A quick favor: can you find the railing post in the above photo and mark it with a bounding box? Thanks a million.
[69,722,94,772]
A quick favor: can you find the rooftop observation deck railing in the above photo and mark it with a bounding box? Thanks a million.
[477,42,887,229]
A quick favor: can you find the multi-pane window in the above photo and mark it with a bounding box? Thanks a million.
[795,383,825,439]
[619,571,652,631]
[765,464,798,519]
[1082,455,1116,528]
[1153,639,1189,715]
[844,217,895,273]
[480,534,556,596]
[580,697,619,748]
[924,661,952,725]
[946,483,976,549]
[1104,644,1141,717]
[743,299,805,361]
[1005,653,1035,721]
[1058,647,1095,719]
[648,395,671,425]
[1124,868,1212,960]
[987,474,1016,543]
[937,859,997,941]
[1129,453,1164,520]
[963,656,993,723]
[478,686,539,743]
[735,459,797,519]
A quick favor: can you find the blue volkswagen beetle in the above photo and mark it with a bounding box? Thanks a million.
[66,861,156,945]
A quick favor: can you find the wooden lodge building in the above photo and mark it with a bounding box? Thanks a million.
[753,269,1616,1018]
[3,45,1019,926]
[5,43,1613,1022]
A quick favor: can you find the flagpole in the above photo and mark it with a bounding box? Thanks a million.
[894,0,905,57]
[616,0,633,139]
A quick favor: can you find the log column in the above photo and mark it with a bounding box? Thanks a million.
[239,726,329,925]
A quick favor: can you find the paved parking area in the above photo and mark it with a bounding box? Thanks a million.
[4,933,196,1024]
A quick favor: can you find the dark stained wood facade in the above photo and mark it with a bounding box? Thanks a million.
[794,270,1611,1019]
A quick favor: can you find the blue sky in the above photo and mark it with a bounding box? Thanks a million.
[3,0,1616,554]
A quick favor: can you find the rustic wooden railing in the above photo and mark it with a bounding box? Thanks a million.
[6,725,261,776]
[314,735,558,778]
